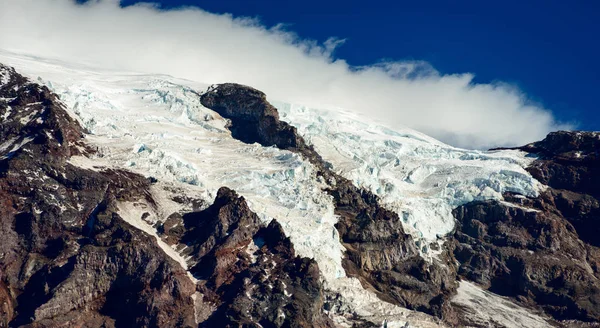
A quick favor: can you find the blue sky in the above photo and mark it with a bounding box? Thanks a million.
[120,0,599,131]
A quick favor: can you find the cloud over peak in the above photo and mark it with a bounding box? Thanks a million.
[0,0,570,149]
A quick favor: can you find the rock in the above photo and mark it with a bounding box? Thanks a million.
[6,65,600,328]
[453,131,600,324]
[200,83,303,150]
[199,218,335,328]
[172,187,335,327]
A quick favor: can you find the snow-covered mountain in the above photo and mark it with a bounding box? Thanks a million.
[1,50,599,328]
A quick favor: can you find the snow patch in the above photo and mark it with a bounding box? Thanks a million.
[0,137,34,160]
[0,137,17,153]
[117,201,197,283]
[245,239,259,264]
[499,200,540,213]
[0,66,10,85]
[451,281,551,328]
[326,277,447,327]
[19,110,38,125]
[67,155,105,171]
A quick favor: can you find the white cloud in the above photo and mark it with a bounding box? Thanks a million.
[0,0,571,149]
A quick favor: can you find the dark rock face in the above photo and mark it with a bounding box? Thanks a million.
[167,187,335,327]
[0,64,87,161]
[453,131,600,324]
[453,196,600,322]
[520,131,600,198]
[201,83,458,318]
[200,83,304,150]
[333,186,457,317]
[1,65,334,327]
[520,131,600,248]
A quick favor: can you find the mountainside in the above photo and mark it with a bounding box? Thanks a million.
[1,51,599,328]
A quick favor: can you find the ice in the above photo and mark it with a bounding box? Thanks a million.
[132,143,149,153]
[276,103,542,247]
[0,50,345,285]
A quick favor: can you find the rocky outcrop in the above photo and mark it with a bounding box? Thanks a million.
[520,131,600,247]
[1,65,334,327]
[201,83,459,318]
[200,83,304,150]
[167,187,335,327]
[0,64,86,161]
[333,184,457,317]
[7,63,599,327]
[453,131,600,324]
[519,131,600,198]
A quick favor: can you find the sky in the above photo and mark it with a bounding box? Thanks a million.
[123,0,599,132]
[1,0,597,149]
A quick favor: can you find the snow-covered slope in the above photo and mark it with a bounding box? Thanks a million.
[0,50,545,326]
[0,50,345,280]
[276,103,543,248]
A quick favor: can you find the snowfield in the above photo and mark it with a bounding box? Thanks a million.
[0,50,546,327]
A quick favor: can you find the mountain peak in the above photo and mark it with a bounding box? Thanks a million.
[2,52,599,327]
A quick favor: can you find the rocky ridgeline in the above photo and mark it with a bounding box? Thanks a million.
[0,66,333,327]
[0,63,196,326]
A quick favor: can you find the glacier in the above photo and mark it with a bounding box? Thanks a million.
[0,50,545,326]
[275,102,543,249]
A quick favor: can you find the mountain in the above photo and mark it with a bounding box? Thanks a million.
[1,51,599,328]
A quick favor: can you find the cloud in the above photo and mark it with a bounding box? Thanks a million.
[0,0,571,149]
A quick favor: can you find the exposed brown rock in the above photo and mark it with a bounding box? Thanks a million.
[201,84,600,326]
[7,64,600,328]
[520,131,600,247]
[453,131,600,324]
[200,83,304,150]
[167,187,335,327]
